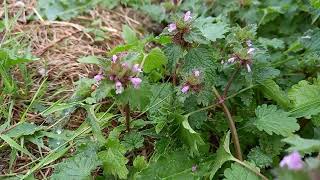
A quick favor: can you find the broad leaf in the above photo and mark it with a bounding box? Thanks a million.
[118,85,152,110]
[223,163,260,180]
[122,25,138,44]
[254,104,299,136]
[282,135,320,154]
[200,22,229,42]
[143,48,167,73]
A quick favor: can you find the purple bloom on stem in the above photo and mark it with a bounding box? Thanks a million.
[168,23,177,32]
[193,70,200,77]
[227,57,236,63]
[247,48,255,55]
[184,11,192,22]
[280,151,304,170]
[112,55,118,63]
[94,74,104,81]
[130,77,142,89]
[181,85,190,93]
[191,165,197,172]
[246,64,252,72]
[115,81,124,94]
[132,64,142,73]
[121,62,129,68]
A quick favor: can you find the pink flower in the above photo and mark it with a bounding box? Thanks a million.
[247,48,255,55]
[227,57,236,63]
[184,11,192,22]
[94,74,104,81]
[191,165,197,172]
[193,70,200,77]
[112,55,118,63]
[115,81,124,94]
[246,64,252,72]
[181,85,190,93]
[130,77,142,89]
[168,23,177,32]
[132,64,142,73]
[280,151,304,170]
[121,62,129,68]
[109,75,115,81]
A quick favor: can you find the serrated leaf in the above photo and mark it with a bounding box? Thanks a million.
[200,22,229,42]
[223,163,260,180]
[163,44,184,72]
[91,81,113,102]
[258,79,291,109]
[98,136,128,179]
[122,25,138,44]
[248,147,273,168]
[288,79,320,118]
[282,135,320,154]
[258,37,285,49]
[118,85,152,110]
[136,150,197,180]
[133,156,147,172]
[51,146,100,180]
[184,28,209,44]
[121,132,144,151]
[143,48,167,73]
[254,104,299,136]
[140,5,166,22]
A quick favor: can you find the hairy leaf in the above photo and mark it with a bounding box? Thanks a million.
[282,135,320,154]
[223,163,260,180]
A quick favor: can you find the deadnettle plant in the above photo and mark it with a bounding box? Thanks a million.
[106,54,142,94]
[181,70,202,94]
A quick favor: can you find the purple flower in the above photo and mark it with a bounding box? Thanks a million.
[130,77,142,89]
[184,11,192,22]
[246,40,253,47]
[115,81,124,94]
[191,165,197,172]
[168,23,177,32]
[247,47,255,55]
[246,64,252,72]
[193,70,200,77]
[112,55,118,63]
[132,64,142,73]
[121,62,129,68]
[280,151,304,170]
[94,74,104,81]
[109,75,115,81]
[181,85,190,93]
[227,57,236,63]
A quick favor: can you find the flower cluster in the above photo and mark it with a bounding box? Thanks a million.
[93,54,142,94]
[167,11,192,33]
[181,70,202,94]
[223,39,255,73]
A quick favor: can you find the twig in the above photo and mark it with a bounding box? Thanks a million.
[213,87,243,161]
[124,104,131,132]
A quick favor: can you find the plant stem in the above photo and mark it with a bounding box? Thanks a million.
[223,65,241,98]
[124,103,131,132]
[213,87,243,161]
[233,158,268,180]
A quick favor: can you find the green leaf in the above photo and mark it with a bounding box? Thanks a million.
[143,48,167,73]
[136,150,197,180]
[288,79,320,118]
[122,25,138,44]
[98,138,129,179]
[77,56,101,65]
[51,146,100,180]
[247,147,273,168]
[184,27,209,44]
[223,163,260,180]
[133,156,148,172]
[258,79,291,109]
[311,0,320,9]
[258,37,285,49]
[200,22,229,42]
[140,5,166,22]
[5,122,42,138]
[91,81,113,102]
[118,85,152,110]
[163,44,184,72]
[282,135,320,154]
[121,132,144,151]
[254,104,299,136]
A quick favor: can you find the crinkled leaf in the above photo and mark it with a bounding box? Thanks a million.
[200,22,229,42]
[118,85,152,110]
[288,79,320,118]
[248,147,273,168]
[254,104,299,136]
[223,163,260,180]
[282,135,320,154]
[121,132,144,151]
